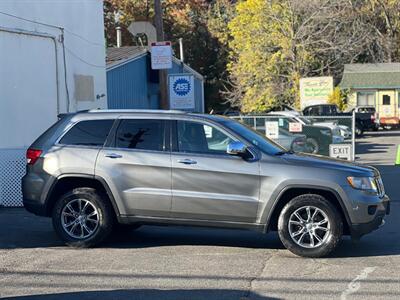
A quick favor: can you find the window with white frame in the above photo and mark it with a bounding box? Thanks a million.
[357,92,375,106]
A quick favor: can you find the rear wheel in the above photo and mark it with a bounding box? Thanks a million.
[52,187,114,247]
[278,194,343,258]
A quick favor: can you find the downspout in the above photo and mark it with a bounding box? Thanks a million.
[0,26,60,114]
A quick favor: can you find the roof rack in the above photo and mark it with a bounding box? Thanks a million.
[87,109,187,114]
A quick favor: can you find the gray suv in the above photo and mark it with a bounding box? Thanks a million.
[22,110,390,257]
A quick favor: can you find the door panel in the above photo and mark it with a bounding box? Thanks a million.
[95,119,171,217]
[96,150,171,216]
[171,154,260,222]
[170,120,260,222]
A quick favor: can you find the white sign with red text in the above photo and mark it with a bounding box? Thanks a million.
[289,122,303,133]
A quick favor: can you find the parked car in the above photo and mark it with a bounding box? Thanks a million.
[352,106,379,132]
[23,110,390,258]
[269,110,350,139]
[266,113,341,155]
[253,126,308,153]
[302,104,378,136]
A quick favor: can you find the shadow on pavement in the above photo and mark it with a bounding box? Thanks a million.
[356,141,394,155]
[1,289,277,300]
[1,206,400,258]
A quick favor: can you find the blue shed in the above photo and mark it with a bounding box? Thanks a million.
[106,46,204,112]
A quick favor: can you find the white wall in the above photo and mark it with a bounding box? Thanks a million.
[0,0,107,206]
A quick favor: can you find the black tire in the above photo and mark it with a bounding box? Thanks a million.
[52,187,114,248]
[278,194,343,258]
[305,138,319,154]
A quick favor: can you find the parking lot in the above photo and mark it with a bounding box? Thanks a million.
[1,130,399,300]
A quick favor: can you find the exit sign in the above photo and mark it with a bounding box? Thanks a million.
[329,144,352,161]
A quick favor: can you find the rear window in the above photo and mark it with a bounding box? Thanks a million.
[59,120,114,146]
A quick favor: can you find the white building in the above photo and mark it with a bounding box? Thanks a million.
[0,0,107,206]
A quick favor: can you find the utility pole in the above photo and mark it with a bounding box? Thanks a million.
[154,0,169,110]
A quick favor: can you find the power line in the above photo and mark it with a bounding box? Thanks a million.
[0,10,62,30]
[64,46,105,68]
[0,10,104,47]
[63,28,105,47]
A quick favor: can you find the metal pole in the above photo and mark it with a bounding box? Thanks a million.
[154,0,169,110]
[116,26,122,48]
[352,110,356,161]
[179,38,184,62]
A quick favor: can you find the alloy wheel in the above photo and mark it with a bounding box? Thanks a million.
[61,199,99,239]
[288,206,330,248]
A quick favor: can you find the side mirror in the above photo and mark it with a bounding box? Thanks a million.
[227,141,247,156]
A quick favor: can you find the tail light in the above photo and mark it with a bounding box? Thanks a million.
[26,149,42,165]
[294,138,305,145]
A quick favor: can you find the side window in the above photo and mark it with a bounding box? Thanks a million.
[383,95,391,105]
[59,120,113,146]
[116,119,164,151]
[177,121,234,154]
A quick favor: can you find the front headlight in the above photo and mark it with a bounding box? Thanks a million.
[347,176,377,192]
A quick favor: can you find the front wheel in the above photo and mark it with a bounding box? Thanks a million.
[278,194,343,258]
[305,138,319,154]
[52,187,114,247]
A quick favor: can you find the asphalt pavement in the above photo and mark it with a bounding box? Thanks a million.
[1,130,399,300]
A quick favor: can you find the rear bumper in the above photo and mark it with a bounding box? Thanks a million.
[379,117,399,126]
[23,198,47,216]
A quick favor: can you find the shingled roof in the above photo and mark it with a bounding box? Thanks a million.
[340,63,400,89]
[105,46,204,80]
[106,46,147,66]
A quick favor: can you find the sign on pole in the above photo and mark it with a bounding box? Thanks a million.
[151,41,172,70]
[169,74,195,110]
[265,121,279,139]
[329,144,352,161]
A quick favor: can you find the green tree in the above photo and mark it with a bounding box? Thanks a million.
[224,0,400,113]
[104,0,228,111]
[226,0,311,112]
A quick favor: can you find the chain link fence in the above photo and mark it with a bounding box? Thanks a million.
[231,114,355,160]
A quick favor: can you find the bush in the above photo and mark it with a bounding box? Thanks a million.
[328,87,348,111]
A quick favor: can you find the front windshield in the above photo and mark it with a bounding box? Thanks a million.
[220,119,286,155]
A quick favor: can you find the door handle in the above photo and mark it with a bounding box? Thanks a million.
[177,159,197,165]
[105,153,122,159]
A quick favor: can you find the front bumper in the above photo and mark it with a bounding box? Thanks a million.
[350,197,390,239]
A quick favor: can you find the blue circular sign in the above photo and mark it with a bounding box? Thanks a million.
[173,78,191,96]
